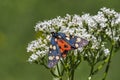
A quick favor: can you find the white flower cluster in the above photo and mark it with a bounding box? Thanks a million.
[27,7,120,63]
[27,37,49,62]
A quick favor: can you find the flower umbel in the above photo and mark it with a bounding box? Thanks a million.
[27,7,120,80]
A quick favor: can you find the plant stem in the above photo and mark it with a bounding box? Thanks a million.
[71,70,75,80]
[53,62,62,80]
[57,63,61,77]
[88,49,96,79]
[102,45,114,80]
[67,69,75,80]
[88,65,94,80]
[90,65,94,76]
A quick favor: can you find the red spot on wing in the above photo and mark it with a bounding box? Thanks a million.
[57,39,71,57]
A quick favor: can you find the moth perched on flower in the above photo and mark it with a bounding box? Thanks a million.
[48,32,88,68]
[27,7,120,80]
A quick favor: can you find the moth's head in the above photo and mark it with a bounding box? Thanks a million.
[51,32,55,34]
[51,32,57,37]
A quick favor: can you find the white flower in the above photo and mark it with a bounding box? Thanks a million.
[100,7,117,16]
[113,37,119,41]
[100,23,107,28]
[104,49,110,56]
[93,11,107,28]
[88,76,92,80]
[115,13,120,24]
[35,21,50,32]
[77,47,83,52]
[28,54,38,62]
[28,58,33,63]
[27,39,42,52]
[81,14,97,28]
[27,36,49,62]
[36,50,48,57]
[74,49,78,56]
[65,14,71,21]
[46,35,51,41]
[67,14,83,27]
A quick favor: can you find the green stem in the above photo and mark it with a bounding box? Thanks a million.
[67,69,75,80]
[88,65,94,80]
[92,57,109,75]
[52,62,62,80]
[71,70,75,80]
[90,65,94,76]
[67,52,76,80]
[102,45,114,80]
[57,63,61,77]
[88,49,96,79]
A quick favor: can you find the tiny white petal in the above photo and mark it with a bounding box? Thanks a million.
[104,49,110,56]
[30,54,38,61]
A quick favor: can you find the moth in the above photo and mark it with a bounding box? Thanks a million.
[48,32,88,68]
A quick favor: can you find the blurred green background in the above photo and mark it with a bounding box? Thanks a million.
[0,0,120,80]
